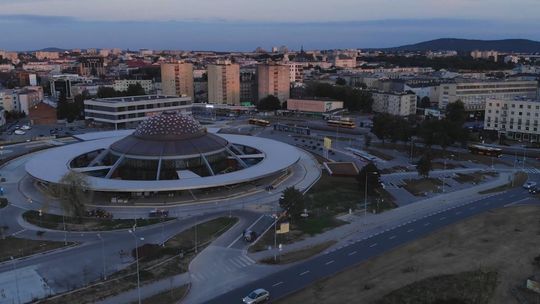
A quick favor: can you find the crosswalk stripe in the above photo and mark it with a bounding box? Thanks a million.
[229,258,245,268]
[239,256,254,265]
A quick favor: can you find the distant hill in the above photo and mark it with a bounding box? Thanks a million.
[33,47,67,52]
[387,38,540,53]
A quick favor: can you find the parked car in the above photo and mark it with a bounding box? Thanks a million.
[14,130,26,135]
[21,125,31,130]
[243,289,270,304]
[523,181,537,189]
[86,208,113,219]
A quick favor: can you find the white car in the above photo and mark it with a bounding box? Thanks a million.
[523,181,537,189]
[21,125,31,130]
[14,130,26,135]
[242,289,270,304]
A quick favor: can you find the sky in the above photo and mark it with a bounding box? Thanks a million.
[1,0,540,51]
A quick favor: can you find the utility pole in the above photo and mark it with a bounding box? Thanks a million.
[128,230,143,304]
[97,234,106,280]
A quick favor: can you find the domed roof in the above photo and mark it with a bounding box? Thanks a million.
[109,112,229,157]
[133,112,204,140]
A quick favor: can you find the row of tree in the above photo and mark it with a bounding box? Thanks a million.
[97,83,147,98]
[304,82,373,112]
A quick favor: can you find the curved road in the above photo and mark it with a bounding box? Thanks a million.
[206,186,537,303]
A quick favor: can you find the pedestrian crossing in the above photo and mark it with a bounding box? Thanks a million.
[190,255,256,282]
[522,168,540,174]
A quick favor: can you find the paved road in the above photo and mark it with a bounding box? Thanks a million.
[206,186,537,303]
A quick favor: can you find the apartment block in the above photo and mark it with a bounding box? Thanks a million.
[161,62,194,100]
[372,91,417,116]
[113,79,154,94]
[257,62,290,103]
[207,60,240,105]
[484,98,540,142]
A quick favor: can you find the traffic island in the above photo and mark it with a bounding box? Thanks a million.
[259,241,336,265]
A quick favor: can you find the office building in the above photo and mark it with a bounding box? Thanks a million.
[207,60,240,105]
[438,80,538,111]
[79,56,105,77]
[84,95,192,129]
[257,62,290,103]
[161,62,194,100]
[50,74,84,100]
[372,91,417,116]
[287,98,343,113]
[484,98,540,142]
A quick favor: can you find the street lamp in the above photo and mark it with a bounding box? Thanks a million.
[365,171,379,216]
[96,234,106,280]
[10,256,20,304]
[128,229,144,304]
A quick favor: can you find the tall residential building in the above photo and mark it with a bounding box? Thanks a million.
[438,80,539,111]
[240,69,257,104]
[79,56,105,77]
[372,91,417,117]
[257,62,290,103]
[207,60,240,105]
[161,62,194,100]
[289,63,304,83]
[113,79,154,94]
[484,98,540,142]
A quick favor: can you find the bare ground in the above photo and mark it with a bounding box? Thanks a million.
[277,205,540,304]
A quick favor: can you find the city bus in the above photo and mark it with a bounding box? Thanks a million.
[468,144,502,157]
[326,120,356,129]
[248,118,271,127]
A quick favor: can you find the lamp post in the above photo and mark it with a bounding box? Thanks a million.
[96,234,106,280]
[10,256,20,304]
[365,171,379,216]
[128,230,144,304]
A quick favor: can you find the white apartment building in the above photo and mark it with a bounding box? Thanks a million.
[484,98,540,142]
[372,91,417,116]
[84,95,192,129]
[113,79,154,94]
[289,63,304,83]
[438,80,539,111]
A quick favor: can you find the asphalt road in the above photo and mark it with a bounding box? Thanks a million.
[206,186,537,304]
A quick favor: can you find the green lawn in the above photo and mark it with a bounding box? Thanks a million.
[23,210,175,231]
[0,237,73,262]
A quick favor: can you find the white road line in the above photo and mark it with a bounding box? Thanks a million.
[228,258,244,268]
[389,235,396,240]
[299,270,310,276]
[10,229,26,236]
[239,256,255,265]
[272,281,284,287]
[325,260,335,265]
[455,211,462,215]
[407,229,414,233]
[440,217,446,221]
[469,206,476,210]
[424,222,430,226]
[369,243,377,248]
[348,251,357,256]
[244,255,256,264]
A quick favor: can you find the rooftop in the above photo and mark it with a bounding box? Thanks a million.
[90,95,186,104]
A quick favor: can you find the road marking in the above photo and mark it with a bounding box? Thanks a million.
[389,235,396,240]
[440,217,446,221]
[369,243,377,248]
[325,260,335,265]
[272,281,284,287]
[455,211,462,215]
[239,255,255,265]
[10,229,26,236]
[348,251,357,256]
[407,229,414,233]
[424,222,430,226]
[299,270,310,276]
[469,206,476,210]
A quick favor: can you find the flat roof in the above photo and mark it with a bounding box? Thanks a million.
[26,133,301,192]
[89,95,186,104]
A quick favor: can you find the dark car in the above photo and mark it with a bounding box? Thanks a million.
[243,230,258,242]
[149,209,169,218]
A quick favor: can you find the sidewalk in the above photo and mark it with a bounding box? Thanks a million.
[249,171,513,262]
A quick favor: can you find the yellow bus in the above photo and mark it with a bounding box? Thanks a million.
[327,120,355,129]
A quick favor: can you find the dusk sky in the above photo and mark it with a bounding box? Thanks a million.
[1,0,540,51]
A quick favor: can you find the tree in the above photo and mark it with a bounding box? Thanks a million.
[335,77,347,86]
[49,172,91,219]
[446,100,466,126]
[364,134,372,148]
[257,95,281,111]
[125,83,146,96]
[279,187,305,218]
[419,96,431,108]
[97,86,119,98]
[356,162,381,195]
[417,153,432,178]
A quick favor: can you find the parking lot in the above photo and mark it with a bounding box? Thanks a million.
[0,119,100,143]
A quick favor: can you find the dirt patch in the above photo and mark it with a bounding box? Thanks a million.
[276,205,540,304]
[137,284,190,304]
[453,171,498,184]
[259,241,337,265]
[402,178,444,196]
